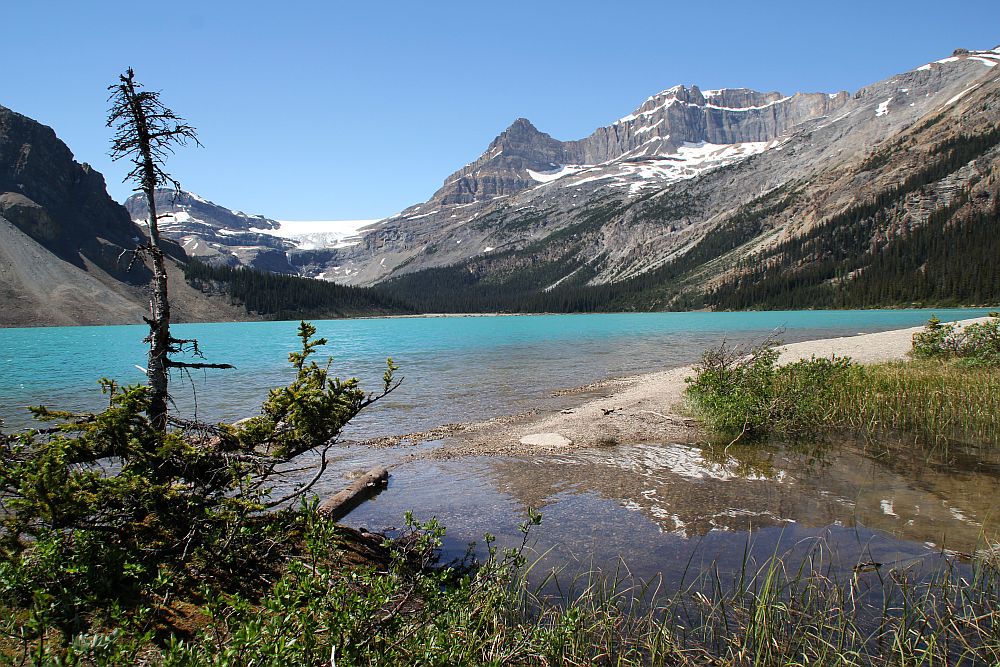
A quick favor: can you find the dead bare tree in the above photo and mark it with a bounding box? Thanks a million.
[107,67,231,430]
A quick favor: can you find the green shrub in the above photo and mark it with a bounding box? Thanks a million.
[912,314,1000,365]
[0,321,397,646]
[685,339,853,439]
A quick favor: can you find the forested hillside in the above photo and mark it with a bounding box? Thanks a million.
[183,261,413,319]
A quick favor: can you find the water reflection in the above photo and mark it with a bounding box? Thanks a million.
[332,436,998,587]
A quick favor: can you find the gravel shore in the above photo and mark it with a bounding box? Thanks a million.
[356,318,988,459]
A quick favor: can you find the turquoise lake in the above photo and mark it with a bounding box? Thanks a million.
[0,308,992,432]
[2,308,997,587]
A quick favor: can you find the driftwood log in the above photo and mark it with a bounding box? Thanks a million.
[318,466,390,520]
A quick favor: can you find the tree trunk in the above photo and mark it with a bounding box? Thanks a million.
[318,467,389,520]
[126,72,171,431]
[109,68,204,431]
[144,185,171,431]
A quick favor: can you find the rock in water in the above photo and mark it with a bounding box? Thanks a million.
[519,432,573,448]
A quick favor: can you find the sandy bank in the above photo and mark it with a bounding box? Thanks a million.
[357,318,989,459]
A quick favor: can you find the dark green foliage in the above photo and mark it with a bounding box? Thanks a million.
[685,339,853,438]
[711,129,1000,310]
[15,505,1000,665]
[236,322,400,459]
[155,511,545,666]
[0,323,396,647]
[183,261,412,319]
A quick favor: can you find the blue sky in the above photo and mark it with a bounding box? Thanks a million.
[4,1,999,220]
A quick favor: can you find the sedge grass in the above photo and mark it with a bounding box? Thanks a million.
[824,360,1000,448]
[503,537,1000,666]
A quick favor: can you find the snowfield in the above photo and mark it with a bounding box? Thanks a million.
[253,219,380,250]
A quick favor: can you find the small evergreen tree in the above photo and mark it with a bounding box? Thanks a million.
[0,322,400,642]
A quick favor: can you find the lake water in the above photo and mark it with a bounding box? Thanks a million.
[1,308,997,586]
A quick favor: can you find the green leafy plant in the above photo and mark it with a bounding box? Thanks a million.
[685,337,853,439]
[0,321,398,646]
[912,314,1000,365]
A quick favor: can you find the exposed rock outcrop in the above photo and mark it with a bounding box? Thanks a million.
[0,105,150,284]
[426,86,850,208]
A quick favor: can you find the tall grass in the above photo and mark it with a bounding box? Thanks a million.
[507,542,1000,666]
[17,513,1000,665]
[825,360,1000,447]
[686,334,1000,448]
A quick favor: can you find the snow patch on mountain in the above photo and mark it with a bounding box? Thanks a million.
[526,140,779,195]
[267,219,378,237]
[257,219,379,250]
[706,96,790,112]
[944,84,981,107]
[527,164,589,183]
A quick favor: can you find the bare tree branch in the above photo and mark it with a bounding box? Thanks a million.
[107,68,229,430]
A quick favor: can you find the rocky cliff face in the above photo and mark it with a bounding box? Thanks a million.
[568,86,850,163]
[0,104,149,284]
[126,189,279,233]
[124,189,294,271]
[0,104,246,326]
[433,119,580,205]
[425,87,850,208]
[317,46,1000,291]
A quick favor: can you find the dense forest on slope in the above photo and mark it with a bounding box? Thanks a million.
[708,127,1000,310]
[710,195,1000,309]
[183,184,999,317]
[183,261,413,318]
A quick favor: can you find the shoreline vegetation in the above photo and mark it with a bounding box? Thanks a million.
[2,317,999,664]
[358,316,997,459]
[686,315,1000,446]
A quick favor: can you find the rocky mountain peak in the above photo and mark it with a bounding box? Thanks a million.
[126,189,279,232]
[486,117,565,160]
[423,117,578,206]
[124,188,294,272]
[419,81,851,209]
[498,117,541,138]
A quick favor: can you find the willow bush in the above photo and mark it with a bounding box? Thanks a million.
[684,338,852,440]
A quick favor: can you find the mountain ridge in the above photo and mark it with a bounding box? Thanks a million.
[0,104,251,327]
[305,47,996,289]
[128,45,1000,311]
[333,45,1000,311]
[4,44,998,325]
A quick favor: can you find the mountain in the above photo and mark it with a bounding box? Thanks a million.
[125,189,296,272]
[123,190,374,278]
[319,45,1000,310]
[428,87,849,207]
[0,104,248,327]
[10,44,993,326]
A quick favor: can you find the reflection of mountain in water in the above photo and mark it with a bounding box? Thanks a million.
[483,439,1000,553]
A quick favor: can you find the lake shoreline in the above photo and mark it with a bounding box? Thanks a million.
[356,317,989,458]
